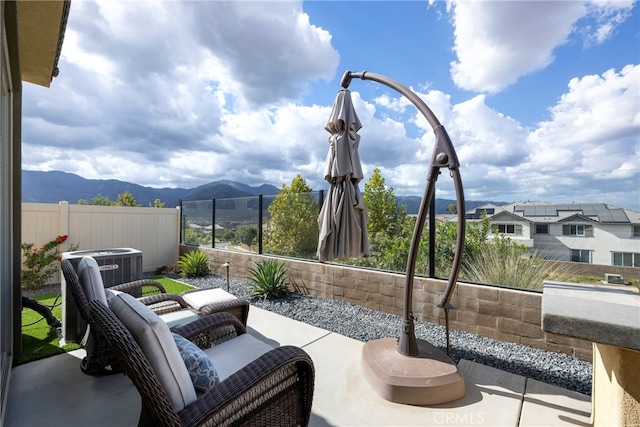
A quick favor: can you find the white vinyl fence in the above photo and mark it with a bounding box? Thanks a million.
[21,202,180,284]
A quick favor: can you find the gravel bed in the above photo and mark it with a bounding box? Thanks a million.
[178,273,593,395]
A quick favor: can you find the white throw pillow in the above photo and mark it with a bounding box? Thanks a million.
[109,292,197,411]
[77,257,108,305]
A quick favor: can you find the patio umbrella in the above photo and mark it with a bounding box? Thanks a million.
[317,89,370,262]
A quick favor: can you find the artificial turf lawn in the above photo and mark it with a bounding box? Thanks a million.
[18,276,195,365]
[18,292,80,365]
[146,276,195,294]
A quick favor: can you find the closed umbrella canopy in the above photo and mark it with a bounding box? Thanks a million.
[317,89,370,261]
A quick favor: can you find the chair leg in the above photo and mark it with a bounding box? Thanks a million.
[80,329,123,376]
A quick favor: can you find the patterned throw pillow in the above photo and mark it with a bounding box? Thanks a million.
[172,333,220,392]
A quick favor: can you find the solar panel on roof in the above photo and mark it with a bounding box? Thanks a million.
[598,211,614,222]
[609,209,630,223]
[524,206,536,216]
[546,206,558,216]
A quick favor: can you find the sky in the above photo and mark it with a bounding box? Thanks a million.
[22,0,640,210]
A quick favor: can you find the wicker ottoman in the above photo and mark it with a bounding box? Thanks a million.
[182,288,249,326]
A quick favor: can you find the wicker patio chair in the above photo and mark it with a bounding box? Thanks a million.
[60,259,124,375]
[61,259,220,375]
[61,258,250,375]
[89,299,315,427]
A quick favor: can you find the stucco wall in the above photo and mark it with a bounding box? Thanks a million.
[183,245,594,361]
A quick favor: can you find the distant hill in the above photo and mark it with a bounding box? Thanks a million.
[395,196,497,215]
[22,170,498,213]
[22,171,280,207]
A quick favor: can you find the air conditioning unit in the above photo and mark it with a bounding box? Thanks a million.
[604,273,624,285]
[61,248,143,343]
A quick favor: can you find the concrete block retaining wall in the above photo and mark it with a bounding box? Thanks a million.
[182,245,593,361]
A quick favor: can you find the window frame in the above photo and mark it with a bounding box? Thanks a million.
[570,249,591,263]
[612,252,640,267]
[492,223,523,236]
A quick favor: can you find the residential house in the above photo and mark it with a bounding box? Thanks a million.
[465,201,640,267]
[1,1,70,421]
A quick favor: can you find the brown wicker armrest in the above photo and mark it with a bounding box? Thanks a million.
[179,345,315,427]
[172,312,246,348]
[199,298,250,326]
[137,293,191,315]
[110,279,167,296]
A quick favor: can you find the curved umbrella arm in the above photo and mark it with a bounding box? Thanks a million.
[342,70,466,357]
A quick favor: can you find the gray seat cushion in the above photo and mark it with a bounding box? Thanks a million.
[202,334,274,381]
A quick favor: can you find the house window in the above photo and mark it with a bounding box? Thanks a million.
[535,224,549,234]
[612,252,640,267]
[563,224,593,237]
[633,226,640,237]
[493,223,522,235]
[570,249,591,263]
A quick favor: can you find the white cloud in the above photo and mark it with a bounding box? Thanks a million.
[446,0,635,93]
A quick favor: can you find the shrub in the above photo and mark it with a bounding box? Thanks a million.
[21,235,74,290]
[462,235,552,290]
[178,250,211,277]
[247,260,289,299]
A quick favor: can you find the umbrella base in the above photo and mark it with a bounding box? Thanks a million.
[361,337,465,405]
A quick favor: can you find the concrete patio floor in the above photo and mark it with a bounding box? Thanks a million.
[5,306,592,426]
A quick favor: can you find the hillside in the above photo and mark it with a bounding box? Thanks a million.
[22,171,279,208]
[22,170,498,213]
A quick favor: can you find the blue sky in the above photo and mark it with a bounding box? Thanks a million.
[22,1,640,210]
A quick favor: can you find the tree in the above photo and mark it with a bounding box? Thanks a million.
[363,168,404,236]
[234,224,258,247]
[115,191,139,207]
[78,194,114,205]
[431,214,491,277]
[342,168,412,271]
[150,198,166,208]
[264,174,319,258]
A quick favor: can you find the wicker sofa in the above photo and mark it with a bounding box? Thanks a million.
[89,292,315,426]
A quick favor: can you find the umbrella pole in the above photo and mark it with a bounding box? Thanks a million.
[342,70,467,405]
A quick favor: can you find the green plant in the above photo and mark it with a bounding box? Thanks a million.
[234,224,258,247]
[247,259,289,299]
[462,235,551,290]
[21,235,72,290]
[263,175,319,259]
[178,250,211,277]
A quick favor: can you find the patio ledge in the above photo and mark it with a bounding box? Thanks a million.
[542,281,640,426]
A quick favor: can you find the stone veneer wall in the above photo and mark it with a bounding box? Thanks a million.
[182,245,593,361]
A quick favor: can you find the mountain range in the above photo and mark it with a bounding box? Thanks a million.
[22,170,495,214]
